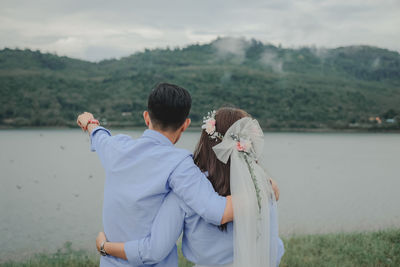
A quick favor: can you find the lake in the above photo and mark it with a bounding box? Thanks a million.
[0,129,399,261]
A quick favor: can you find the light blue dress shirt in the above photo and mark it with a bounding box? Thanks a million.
[90,127,227,267]
[126,191,285,266]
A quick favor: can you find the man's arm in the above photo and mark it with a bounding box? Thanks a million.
[222,196,233,224]
[96,193,185,265]
[77,112,115,169]
[169,156,233,226]
[270,178,280,201]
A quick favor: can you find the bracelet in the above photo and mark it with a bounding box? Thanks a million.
[100,241,108,256]
[86,119,100,130]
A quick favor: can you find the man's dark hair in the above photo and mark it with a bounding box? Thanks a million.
[147,83,192,131]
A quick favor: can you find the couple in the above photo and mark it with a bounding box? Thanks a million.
[77,83,284,267]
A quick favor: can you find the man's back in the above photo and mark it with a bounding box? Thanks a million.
[92,128,189,266]
[91,127,226,266]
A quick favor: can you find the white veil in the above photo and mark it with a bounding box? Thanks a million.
[213,117,277,267]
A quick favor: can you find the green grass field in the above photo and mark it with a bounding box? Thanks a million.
[2,229,399,267]
[280,229,400,267]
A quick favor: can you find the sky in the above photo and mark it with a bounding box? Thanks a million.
[0,0,399,61]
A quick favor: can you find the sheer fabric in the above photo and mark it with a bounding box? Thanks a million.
[213,117,277,267]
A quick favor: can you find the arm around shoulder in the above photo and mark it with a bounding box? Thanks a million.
[169,156,232,225]
[97,193,185,265]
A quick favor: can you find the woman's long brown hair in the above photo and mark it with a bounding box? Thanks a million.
[193,107,249,231]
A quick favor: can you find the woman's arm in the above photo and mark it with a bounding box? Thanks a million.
[95,193,186,265]
[96,232,127,260]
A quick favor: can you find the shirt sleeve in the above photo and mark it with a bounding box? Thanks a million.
[90,126,132,171]
[90,126,112,151]
[124,193,185,265]
[89,126,112,168]
[168,156,226,226]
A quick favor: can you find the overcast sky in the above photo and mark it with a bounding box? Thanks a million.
[1,0,399,61]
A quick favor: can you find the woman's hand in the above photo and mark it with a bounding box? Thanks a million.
[96,231,107,252]
[270,178,280,201]
[95,232,127,260]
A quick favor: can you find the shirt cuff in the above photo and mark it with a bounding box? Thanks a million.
[207,195,227,225]
[124,240,144,266]
[90,126,111,151]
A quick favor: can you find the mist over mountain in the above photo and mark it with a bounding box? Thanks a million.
[1,37,399,130]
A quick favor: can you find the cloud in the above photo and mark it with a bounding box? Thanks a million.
[220,71,232,84]
[0,0,399,61]
[259,50,284,73]
[371,57,380,70]
[212,37,250,63]
[309,46,330,61]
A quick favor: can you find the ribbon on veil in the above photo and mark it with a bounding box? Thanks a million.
[213,117,277,267]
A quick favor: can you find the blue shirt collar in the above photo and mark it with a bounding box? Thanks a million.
[142,129,173,146]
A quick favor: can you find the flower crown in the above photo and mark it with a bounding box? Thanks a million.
[202,111,254,154]
[201,110,224,140]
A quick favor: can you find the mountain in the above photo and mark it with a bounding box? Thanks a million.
[1,37,400,130]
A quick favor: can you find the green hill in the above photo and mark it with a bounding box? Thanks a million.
[1,37,399,130]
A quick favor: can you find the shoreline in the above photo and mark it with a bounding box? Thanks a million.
[0,125,399,133]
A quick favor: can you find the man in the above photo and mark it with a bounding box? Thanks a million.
[77,83,233,266]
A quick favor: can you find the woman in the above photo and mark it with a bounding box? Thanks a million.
[96,107,284,266]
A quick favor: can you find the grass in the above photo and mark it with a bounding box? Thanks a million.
[280,229,400,267]
[0,242,98,267]
[1,229,399,267]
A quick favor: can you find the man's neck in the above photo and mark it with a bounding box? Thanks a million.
[150,127,180,144]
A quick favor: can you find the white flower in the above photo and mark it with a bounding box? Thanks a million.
[202,118,216,134]
[201,110,223,140]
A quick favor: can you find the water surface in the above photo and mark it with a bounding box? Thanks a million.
[1,129,399,260]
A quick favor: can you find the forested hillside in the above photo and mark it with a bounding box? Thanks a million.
[1,37,399,130]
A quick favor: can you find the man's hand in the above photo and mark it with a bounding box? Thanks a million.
[77,112,94,131]
[96,231,107,252]
[221,195,233,224]
[270,178,280,201]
